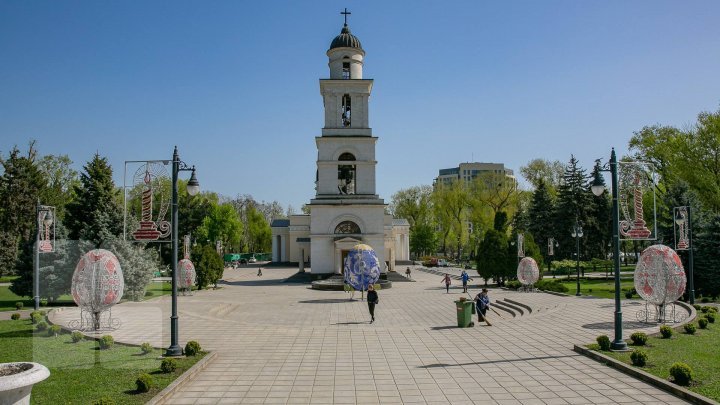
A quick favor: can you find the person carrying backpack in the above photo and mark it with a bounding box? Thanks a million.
[461,270,472,293]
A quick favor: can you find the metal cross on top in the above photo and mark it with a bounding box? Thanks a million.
[341,8,351,25]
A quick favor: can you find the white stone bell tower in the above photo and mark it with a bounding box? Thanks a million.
[308,13,388,274]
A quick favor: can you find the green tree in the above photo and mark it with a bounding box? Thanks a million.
[553,155,591,260]
[65,154,123,246]
[693,213,720,298]
[432,181,468,256]
[193,244,224,289]
[528,179,555,259]
[585,161,611,260]
[520,158,565,194]
[389,185,433,228]
[476,229,508,285]
[409,223,437,257]
[0,143,46,280]
[246,205,270,252]
[38,154,79,220]
[195,203,243,253]
[108,238,161,301]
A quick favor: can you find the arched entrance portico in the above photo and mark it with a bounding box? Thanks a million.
[334,237,362,274]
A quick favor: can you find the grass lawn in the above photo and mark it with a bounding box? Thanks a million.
[592,319,720,401]
[0,317,205,404]
[0,282,175,311]
[0,275,19,283]
[557,279,636,299]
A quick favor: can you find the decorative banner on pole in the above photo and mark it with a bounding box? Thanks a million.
[123,161,171,242]
[216,240,223,255]
[547,238,555,257]
[38,205,55,253]
[517,233,525,258]
[618,161,657,241]
[673,206,690,250]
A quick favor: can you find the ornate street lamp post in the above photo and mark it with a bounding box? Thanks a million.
[571,222,583,296]
[547,238,557,278]
[166,146,200,357]
[34,203,55,310]
[591,149,628,351]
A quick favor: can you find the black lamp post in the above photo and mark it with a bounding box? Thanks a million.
[166,146,200,357]
[571,222,583,296]
[591,149,628,351]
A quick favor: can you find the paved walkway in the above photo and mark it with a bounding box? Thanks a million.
[51,266,689,404]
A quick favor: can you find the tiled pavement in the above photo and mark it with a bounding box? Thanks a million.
[50,266,690,404]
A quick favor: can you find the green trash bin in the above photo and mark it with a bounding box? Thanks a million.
[455,300,474,327]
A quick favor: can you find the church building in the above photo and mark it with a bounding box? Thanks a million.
[271,16,410,275]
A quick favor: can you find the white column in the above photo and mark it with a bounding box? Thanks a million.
[280,235,286,262]
[272,236,278,262]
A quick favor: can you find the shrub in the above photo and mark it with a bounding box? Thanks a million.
[699,318,708,329]
[535,279,569,293]
[10,313,20,321]
[659,325,673,338]
[35,321,48,332]
[505,280,522,289]
[135,373,154,393]
[30,311,43,324]
[701,297,710,303]
[160,358,177,373]
[140,342,153,355]
[693,304,701,310]
[40,298,48,307]
[684,323,697,335]
[48,324,61,337]
[93,397,115,405]
[625,290,634,299]
[145,291,154,297]
[184,340,201,356]
[15,302,23,310]
[596,335,611,351]
[99,335,114,350]
[630,332,648,346]
[630,349,648,367]
[709,306,719,313]
[38,310,46,316]
[701,306,711,313]
[706,312,716,323]
[669,362,693,386]
[71,331,84,343]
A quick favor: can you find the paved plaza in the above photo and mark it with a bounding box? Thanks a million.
[51,266,690,404]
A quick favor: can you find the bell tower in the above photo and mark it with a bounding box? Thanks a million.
[308,10,387,274]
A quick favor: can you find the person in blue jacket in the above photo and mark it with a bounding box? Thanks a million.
[461,270,472,293]
[474,288,491,326]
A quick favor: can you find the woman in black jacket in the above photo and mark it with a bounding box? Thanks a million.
[367,284,379,323]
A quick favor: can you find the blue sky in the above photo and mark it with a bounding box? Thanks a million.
[1,1,719,211]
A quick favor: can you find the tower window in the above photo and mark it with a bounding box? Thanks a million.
[335,221,361,234]
[342,62,351,79]
[338,152,356,195]
[341,94,351,127]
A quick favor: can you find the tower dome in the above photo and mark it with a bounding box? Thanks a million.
[329,24,363,50]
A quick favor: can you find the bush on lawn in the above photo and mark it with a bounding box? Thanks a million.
[699,318,708,329]
[701,297,710,303]
[706,313,716,323]
[140,342,153,354]
[505,280,522,289]
[701,306,711,313]
[184,340,202,356]
[135,373,154,393]
[71,331,84,343]
[99,335,114,350]
[596,335,611,351]
[40,298,48,307]
[659,325,673,338]
[48,324,61,337]
[10,313,20,320]
[93,397,116,405]
[15,302,23,310]
[160,358,177,373]
[630,332,648,346]
[35,321,48,332]
[684,323,697,335]
[630,349,647,367]
[145,291,154,297]
[693,304,702,310]
[30,311,43,324]
[535,279,569,293]
[669,362,693,386]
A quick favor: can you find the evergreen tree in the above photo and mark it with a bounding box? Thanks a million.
[693,213,720,298]
[193,244,223,290]
[493,211,508,233]
[0,144,46,279]
[528,179,555,258]
[108,238,160,301]
[476,229,508,285]
[553,155,592,260]
[65,154,123,247]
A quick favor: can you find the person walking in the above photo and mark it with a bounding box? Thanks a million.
[405,267,412,279]
[257,268,263,277]
[461,270,472,293]
[367,284,379,323]
[441,274,452,293]
[474,288,492,326]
